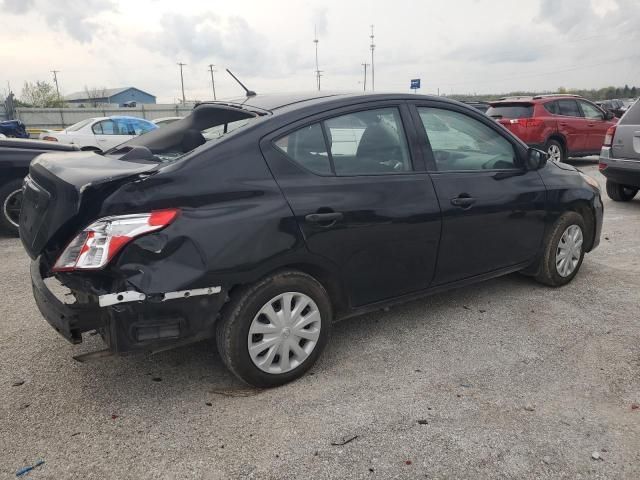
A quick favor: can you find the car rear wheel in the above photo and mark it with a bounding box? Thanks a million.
[216,270,332,388]
[605,180,638,202]
[0,179,23,236]
[546,139,565,163]
[534,212,586,287]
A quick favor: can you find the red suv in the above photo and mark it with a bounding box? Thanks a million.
[486,95,617,162]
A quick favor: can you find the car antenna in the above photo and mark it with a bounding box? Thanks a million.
[226,69,256,97]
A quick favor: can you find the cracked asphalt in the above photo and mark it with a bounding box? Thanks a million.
[1,160,639,479]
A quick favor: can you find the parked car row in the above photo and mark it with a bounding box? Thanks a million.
[19,92,603,387]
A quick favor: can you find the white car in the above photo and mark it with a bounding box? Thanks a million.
[39,116,157,152]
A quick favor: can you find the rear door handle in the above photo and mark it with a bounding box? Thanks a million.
[305,212,344,223]
[450,196,476,208]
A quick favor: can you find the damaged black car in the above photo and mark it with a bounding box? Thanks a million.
[21,92,603,387]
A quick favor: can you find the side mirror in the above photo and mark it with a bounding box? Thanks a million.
[604,110,615,120]
[527,147,548,170]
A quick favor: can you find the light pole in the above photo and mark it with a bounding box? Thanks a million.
[361,63,369,92]
[208,64,217,100]
[313,25,322,90]
[370,25,375,92]
[177,62,187,104]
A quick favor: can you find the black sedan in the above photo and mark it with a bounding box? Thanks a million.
[0,138,78,234]
[20,93,603,387]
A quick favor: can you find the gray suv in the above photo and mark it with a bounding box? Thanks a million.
[599,99,640,201]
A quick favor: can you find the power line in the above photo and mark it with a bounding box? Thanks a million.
[177,62,187,104]
[208,64,217,100]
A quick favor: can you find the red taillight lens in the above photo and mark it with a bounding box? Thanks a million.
[603,126,616,147]
[598,162,608,171]
[41,136,58,142]
[52,208,180,272]
[509,118,544,128]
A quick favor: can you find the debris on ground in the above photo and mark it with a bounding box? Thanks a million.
[16,459,44,477]
[417,419,429,425]
[111,414,119,420]
[210,387,261,398]
[631,403,639,411]
[12,380,25,387]
[331,435,358,446]
[542,456,551,465]
[151,377,162,382]
[524,404,535,412]
[591,451,602,461]
[405,460,412,465]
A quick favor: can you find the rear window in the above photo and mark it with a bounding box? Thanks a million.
[485,104,533,119]
[620,100,640,125]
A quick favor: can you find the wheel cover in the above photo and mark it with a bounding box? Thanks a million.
[3,189,23,228]
[548,144,562,162]
[556,225,583,277]
[248,292,321,374]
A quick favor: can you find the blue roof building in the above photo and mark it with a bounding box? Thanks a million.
[65,87,156,106]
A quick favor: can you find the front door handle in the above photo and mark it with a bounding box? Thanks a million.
[305,212,344,224]
[450,196,476,208]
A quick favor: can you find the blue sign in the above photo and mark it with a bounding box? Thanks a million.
[410,79,421,89]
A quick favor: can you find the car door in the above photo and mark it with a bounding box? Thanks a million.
[556,99,587,154]
[260,102,442,307]
[410,102,547,285]
[92,119,132,150]
[578,100,613,152]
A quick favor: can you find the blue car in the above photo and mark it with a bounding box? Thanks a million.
[0,120,29,138]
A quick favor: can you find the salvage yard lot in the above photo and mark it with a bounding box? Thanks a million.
[1,161,639,479]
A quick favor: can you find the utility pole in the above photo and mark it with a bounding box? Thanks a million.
[369,25,375,92]
[313,25,322,91]
[177,62,187,104]
[51,70,61,98]
[361,63,369,92]
[208,64,217,100]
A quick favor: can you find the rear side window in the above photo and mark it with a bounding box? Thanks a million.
[486,104,533,119]
[620,100,640,125]
[274,107,412,176]
[544,101,559,115]
[274,123,331,175]
[129,119,156,135]
[579,101,604,120]
[557,100,582,117]
[324,108,411,175]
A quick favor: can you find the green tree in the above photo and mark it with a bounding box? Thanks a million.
[20,81,64,107]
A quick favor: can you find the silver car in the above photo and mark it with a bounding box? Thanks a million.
[599,99,640,201]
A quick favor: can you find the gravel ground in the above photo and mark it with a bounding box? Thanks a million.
[1,161,639,479]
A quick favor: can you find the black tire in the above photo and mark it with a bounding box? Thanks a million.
[534,212,586,287]
[545,139,566,163]
[216,270,332,388]
[0,179,23,236]
[605,179,638,202]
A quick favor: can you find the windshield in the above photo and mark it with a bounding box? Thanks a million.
[65,118,94,132]
[113,104,262,162]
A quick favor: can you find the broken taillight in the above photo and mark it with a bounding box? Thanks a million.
[52,209,180,272]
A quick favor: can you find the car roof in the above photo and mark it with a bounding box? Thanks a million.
[195,92,464,116]
[490,94,583,105]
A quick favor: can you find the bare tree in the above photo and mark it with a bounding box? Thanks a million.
[83,86,108,107]
[20,81,64,108]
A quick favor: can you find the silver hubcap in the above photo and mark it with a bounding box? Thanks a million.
[548,144,562,162]
[556,225,583,277]
[248,292,321,374]
[3,189,22,228]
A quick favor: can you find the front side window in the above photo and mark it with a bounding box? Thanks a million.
[580,101,604,120]
[92,120,115,135]
[544,101,559,115]
[324,108,411,175]
[557,100,582,117]
[418,107,517,171]
[274,123,331,175]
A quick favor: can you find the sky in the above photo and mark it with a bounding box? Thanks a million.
[0,0,638,103]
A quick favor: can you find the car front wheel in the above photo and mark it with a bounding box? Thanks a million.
[605,180,638,202]
[535,212,586,287]
[216,270,332,388]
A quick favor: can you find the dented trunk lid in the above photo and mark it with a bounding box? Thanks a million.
[19,151,158,260]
